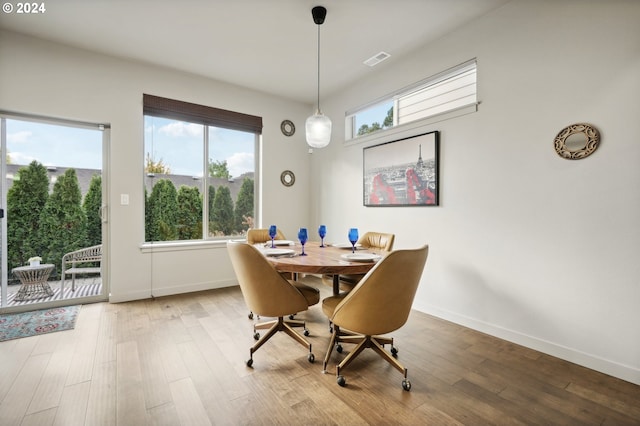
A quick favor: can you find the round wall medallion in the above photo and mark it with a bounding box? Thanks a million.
[280,170,295,187]
[280,120,295,136]
[553,123,600,160]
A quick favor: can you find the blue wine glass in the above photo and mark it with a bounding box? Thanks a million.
[268,225,277,248]
[348,228,359,253]
[318,225,327,247]
[298,227,308,256]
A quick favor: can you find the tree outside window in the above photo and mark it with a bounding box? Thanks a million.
[143,114,257,242]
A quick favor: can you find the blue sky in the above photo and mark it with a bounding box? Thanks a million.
[353,100,393,132]
[144,117,255,178]
[6,119,102,170]
[6,117,255,178]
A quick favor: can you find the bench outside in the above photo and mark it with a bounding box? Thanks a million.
[61,244,102,292]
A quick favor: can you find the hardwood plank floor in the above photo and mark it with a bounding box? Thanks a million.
[1,276,638,425]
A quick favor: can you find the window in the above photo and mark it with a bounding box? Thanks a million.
[143,95,262,243]
[351,100,394,138]
[346,59,477,140]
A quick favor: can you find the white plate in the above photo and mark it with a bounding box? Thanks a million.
[341,253,381,262]
[264,248,296,257]
[332,243,363,249]
[266,240,295,246]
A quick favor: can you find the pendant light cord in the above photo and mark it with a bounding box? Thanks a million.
[316,24,321,114]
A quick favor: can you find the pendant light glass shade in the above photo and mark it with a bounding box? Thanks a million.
[306,6,331,149]
[306,110,332,148]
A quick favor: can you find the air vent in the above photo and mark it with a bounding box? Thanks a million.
[364,51,391,67]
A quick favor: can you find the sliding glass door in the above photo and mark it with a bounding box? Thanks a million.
[0,114,109,312]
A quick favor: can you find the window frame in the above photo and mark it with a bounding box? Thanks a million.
[345,59,478,141]
[142,95,262,245]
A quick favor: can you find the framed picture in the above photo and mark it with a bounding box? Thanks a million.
[363,131,439,206]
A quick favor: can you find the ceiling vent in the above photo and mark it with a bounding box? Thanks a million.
[364,51,391,67]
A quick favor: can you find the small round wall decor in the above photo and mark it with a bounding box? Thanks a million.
[553,123,600,160]
[280,120,295,136]
[280,170,295,187]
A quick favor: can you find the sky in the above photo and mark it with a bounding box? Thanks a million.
[6,119,102,170]
[5,117,255,178]
[352,100,393,135]
[144,117,255,178]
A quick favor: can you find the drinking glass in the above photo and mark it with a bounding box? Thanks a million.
[348,228,359,253]
[298,227,308,256]
[318,225,327,247]
[268,225,277,248]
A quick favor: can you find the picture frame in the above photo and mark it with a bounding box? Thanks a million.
[363,131,439,206]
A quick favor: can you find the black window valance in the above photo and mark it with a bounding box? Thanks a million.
[143,94,262,134]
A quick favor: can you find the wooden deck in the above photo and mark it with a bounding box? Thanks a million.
[2,277,103,307]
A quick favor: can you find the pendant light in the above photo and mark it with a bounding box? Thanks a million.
[305,6,332,149]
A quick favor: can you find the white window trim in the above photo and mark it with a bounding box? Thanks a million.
[344,103,477,148]
[345,58,478,142]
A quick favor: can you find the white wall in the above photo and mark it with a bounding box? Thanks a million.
[311,0,640,385]
[0,30,312,303]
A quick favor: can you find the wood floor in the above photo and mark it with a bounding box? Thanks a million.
[1,276,638,425]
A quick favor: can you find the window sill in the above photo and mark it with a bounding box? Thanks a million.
[344,103,478,147]
[140,238,245,254]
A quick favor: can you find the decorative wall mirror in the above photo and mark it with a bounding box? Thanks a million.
[280,120,295,136]
[553,123,600,160]
[280,170,295,187]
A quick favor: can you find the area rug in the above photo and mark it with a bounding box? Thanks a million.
[0,305,81,342]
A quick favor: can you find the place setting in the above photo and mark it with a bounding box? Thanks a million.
[263,248,297,258]
[335,228,381,262]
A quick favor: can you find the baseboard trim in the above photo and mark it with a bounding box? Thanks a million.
[414,302,640,386]
[108,279,238,303]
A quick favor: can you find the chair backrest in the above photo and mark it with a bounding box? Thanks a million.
[358,231,395,251]
[227,241,308,317]
[331,245,428,336]
[246,228,286,244]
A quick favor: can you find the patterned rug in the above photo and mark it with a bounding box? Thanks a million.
[0,305,81,342]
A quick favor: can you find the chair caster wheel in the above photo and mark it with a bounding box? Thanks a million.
[308,353,315,363]
[337,375,346,387]
[246,359,253,368]
[248,312,253,320]
[402,379,411,391]
[391,347,398,357]
[336,345,343,353]
[253,332,260,340]
[304,329,310,337]
[289,314,295,320]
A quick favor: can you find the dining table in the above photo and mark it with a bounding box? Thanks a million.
[262,241,386,295]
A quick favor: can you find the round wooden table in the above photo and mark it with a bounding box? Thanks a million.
[264,242,386,294]
[12,264,55,301]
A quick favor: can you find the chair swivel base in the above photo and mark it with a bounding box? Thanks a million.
[246,317,315,367]
[323,326,410,391]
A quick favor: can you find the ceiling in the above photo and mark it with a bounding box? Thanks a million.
[0,0,509,104]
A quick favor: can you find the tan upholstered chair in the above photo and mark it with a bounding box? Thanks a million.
[246,228,286,245]
[246,227,291,319]
[358,231,395,251]
[321,244,428,390]
[227,240,320,367]
[323,231,395,292]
